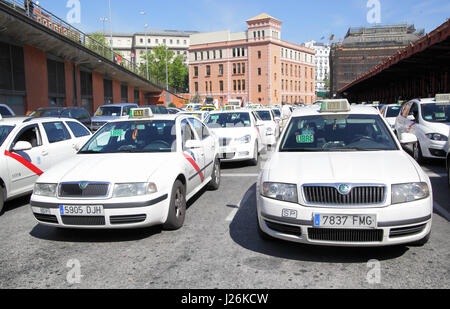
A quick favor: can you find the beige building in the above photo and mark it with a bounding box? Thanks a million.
[188,14,316,106]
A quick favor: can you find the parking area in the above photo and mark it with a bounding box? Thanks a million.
[0,150,448,289]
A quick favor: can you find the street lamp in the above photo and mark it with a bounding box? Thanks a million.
[108,0,113,61]
[140,11,149,81]
[99,17,108,56]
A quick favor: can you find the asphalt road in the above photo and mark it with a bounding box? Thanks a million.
[0,151,449,289]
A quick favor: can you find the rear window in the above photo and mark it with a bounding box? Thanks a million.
[66,121,91,137]
[0,106,13,116]
[42,122,72,143]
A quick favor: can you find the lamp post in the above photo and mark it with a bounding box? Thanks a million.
[140,11,149,81]
[108,0,113,61]
[99,17,108,56]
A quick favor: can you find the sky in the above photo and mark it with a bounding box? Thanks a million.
[34,0,450,45]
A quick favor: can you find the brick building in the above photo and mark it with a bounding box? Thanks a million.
[188,14,316,107]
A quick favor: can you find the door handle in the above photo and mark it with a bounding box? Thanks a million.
[41,151,49,157]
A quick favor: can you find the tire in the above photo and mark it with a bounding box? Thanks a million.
[163,180,186,231]
[413,142,424,164]
[447,160,450,187]
[409,233,431,247]
[0,189,4,215]
[207,158,221,191]
[250,143,259,166]
[257,216,274,241]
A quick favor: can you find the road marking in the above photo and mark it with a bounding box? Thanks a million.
[225,186,255,222]
[221,174,259,177]
[226,208,239,222]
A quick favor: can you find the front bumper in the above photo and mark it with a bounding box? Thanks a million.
[219,143,255,162]
[257,195,433,247]
[30,194,170,229]
[421,139,447,159]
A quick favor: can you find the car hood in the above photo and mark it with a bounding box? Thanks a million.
[40,153,175,184]
[209,127,255,139]
[422,121,450,136]
[266,151,421,185]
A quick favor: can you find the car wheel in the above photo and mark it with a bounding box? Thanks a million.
[413,142,424,164]
[207,158,221,191]
[409,232,431,247]
[163,180,186,231]
[0,188,4,215]
[250,143,259,166]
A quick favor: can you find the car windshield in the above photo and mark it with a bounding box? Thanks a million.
[386,106,401,118]
[95,106,123,117]
[0,106,13,116]
[256,111,272,121]
[206,113,251,128]
[79,120,176,153]
[280,114,398,152]
[272,109,281,117]
[29,109,62,117]
[0,125,14,147]
[146,106,169,114]
[421,103,450,123]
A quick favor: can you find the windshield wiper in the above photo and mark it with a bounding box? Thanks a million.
[280,149,319,152]
[78,150,103,154]
[333,148,384,152]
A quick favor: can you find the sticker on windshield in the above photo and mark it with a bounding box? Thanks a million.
[111,129,124,137]
[211,115,219,120]
[424,115,433,120]
[296,134,314,144]
[435,113,445,118]
[136,124,145,130]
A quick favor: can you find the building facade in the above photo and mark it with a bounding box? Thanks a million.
[304,41,330,95]
[188,14,316,107]
[100,30,197,65]
[330,24,424,96]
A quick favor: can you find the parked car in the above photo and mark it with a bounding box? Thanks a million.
[28,107,91,128]
[91,103,138,131]
[143,105,169,115]
[0,116,92,213]
[167,107,182,114]
[0,104,16,117]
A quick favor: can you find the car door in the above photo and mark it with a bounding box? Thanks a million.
[40,121,75,166]
[397,102,412,135]
[250,112,264,152]
[181,119,205,193]
[190,118,215,178]
[5,124,50,196]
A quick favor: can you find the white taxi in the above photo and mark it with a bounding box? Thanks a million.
[257,100,432,247]
[30,108,220,230]
[205,110,264,165]
[254,109,281,147]
[395,94,450,163]
[446,127,450,186]
[380,104,402,131]
[0,116,92,213]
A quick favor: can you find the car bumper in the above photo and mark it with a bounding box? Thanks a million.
[219,144,255,162]
[257,195,433,247]
[421,139,447,159]
[30,194,170,229]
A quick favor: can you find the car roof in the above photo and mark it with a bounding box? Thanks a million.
[0,116,74,126]
[100,103,138,107]
[291,105,381,117]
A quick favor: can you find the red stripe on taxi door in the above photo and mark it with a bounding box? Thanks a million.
[4,150,43,176]
[183,153,204,182]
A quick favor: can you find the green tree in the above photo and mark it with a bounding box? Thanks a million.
[86,33,124,62]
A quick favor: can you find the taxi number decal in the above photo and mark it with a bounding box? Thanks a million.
[4,150,43,176]
[111,129,124,137]
[296,134,314,143]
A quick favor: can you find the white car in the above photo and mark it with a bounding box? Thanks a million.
[30,108,220,230]
[205,110,264,165]
[257,100,432,247]
[177,111,210,123]
[447,127,450,186]
[0,116,92,213]
[380,104,402,131]
[254,109,281,147]
[395,94,450,163]
[181,103,203,111]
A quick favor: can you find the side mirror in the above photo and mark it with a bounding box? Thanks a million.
[185,140,202,149]
[407,115,415,121]
[13,141,32,152]
[399,133,418,145]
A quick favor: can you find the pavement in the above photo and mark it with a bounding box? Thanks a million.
[0,150,449,289]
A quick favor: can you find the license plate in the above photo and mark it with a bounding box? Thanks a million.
[220,147,235,153]
[313,214,377,229]
[60,205,104,216]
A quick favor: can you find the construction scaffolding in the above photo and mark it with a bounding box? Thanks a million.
[330,24,424,95]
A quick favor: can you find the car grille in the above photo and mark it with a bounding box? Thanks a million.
[59,183,110,198]
[308,228,383,243]
[61,216,106,226]
[219,138,232,146]
[303,185,385,205]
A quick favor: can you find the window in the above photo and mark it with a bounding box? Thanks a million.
[12,125,42,149]
[238,80,241,91]
[258,68,261,76]
[121,83,128,102]
[258,51,261,59]
[258,85,262,93]
[237,63,241,74]
[242,80,246,91]
[206,65,211,76]
[42,122,71,143]
[233,64,236,74]
[181,120,196,150]
[233,80,237,91]
[104,79,113,105]
[219,64,223,75]
[47,59,66,107]
[66,121,90,137]
[194,82,198,93]
[219,81,224,92]
[242,63,245,74]
[194,66,198,77]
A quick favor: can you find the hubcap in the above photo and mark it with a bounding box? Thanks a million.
[174,189,184,218]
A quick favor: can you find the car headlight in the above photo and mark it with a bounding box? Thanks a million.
[34,183,57,197]
[235,135,251,144]
[112,183,157,198]
[391,183,429,204]
[262,182,298,203]
[266,127,274,136]
[425,133,448,141]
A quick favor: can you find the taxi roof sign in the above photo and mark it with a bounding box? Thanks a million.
[435,93,450,103]
[320,99,351,113]
[129,108,154,119]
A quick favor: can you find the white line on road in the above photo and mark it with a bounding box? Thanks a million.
[225,208,239,222]
[225,185,255,222]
